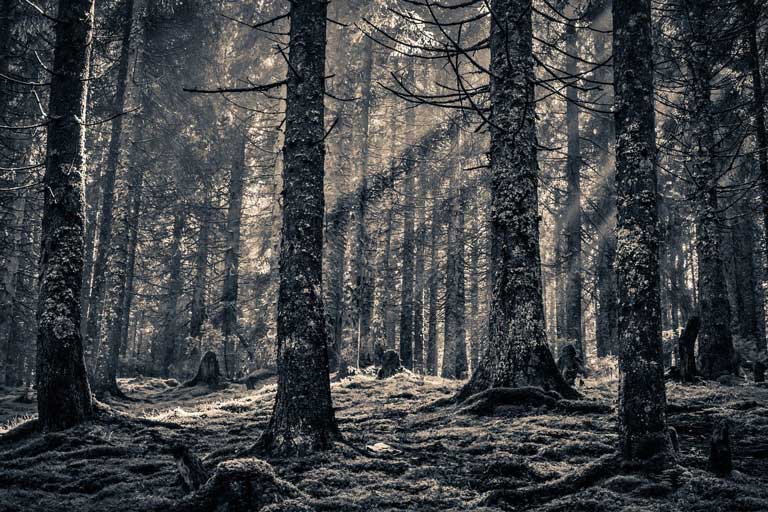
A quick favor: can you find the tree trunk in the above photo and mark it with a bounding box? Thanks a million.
[443,163,467,380]
[221,132,246,376]
[426,193,441,376]
[683,2,737,380]
[259,0,339,455]
[461,0,576,400]
[36,0,96,431]
[469,189,481,372]
[399,61,416,370]
[413,161,427,373]
[613,0,669,461]
[678,317,700,383]
[85,0,136,360]
[743,0,768,357]
[353,35,375,368]
[564,22,583,357]
[190,190,211,339]
[156,207,185,377]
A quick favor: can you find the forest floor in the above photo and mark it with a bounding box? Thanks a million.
[1,371,768,511]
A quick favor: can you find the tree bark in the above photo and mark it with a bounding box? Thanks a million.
[613,0,669,461]
[353,35,375,368]
[36,0,95,431]
[190,189,211,339]
[413,161,427,373]
[221,132,246,376]
[426,192,441,376]
[399,61,417,370]
[683,1,737,379]
[259,0,340,455]
[460,0,576,400]
[443,162,467,380]
[564,22,583,357]
[742,0,768,357]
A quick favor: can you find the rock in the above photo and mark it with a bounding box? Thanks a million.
[709,419,733,476]
[376,350,403,379]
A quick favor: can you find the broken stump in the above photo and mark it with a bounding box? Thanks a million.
[709,419,733,477]
[678,317,700,383]
[184,351,222,388]
[188,458,305,512]
[377,350,403,379]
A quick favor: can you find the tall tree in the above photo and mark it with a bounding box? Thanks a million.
[36,0,96,431]
[461,0,577,399]
[682,0,737,379]
[85,0,137,360]
[563,21,583,356]
[613,0,669,461]
[221,131,246,375]
[259,0,340,455]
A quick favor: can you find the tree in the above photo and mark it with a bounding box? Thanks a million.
[36,0,96,431]
[461,0,577,399]
[563,20,583,357]
[259,0,340,455]
[680,0,737,379]
[613,0,670,461]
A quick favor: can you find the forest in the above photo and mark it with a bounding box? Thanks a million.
[1,0,768,510]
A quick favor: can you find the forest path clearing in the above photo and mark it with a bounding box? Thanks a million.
[1,373,768,511]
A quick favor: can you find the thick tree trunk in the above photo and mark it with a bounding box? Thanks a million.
[564,22,583,357]
[613,0,669,461]
[85,0,136,359]
[743,0,768,357]
[36,0,95,431]
[221,132,246,376]
[259,0,339,455]
[683,2,737,380]
[461,0,576,400]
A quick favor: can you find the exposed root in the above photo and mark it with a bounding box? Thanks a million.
[458,387,561,415]
[480,453,621,507]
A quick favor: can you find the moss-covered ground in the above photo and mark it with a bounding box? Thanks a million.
[1,372,767,511]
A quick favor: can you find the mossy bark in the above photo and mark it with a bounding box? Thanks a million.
[36,0,96,431]
[461,0,577,400]
[259,0,340,455]
[613,0,670,461]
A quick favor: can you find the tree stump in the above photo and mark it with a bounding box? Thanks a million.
[678,317,700,383]
[556,344,584,386]
[754,361,765,383]
[184,351,222,388]
[176,458,306,512]
[170,444,210,492]
[377,350,403,379]
[709,419,733,476]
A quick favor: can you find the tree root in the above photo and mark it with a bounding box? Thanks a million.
[455,387,611,416]
[480,453,621,507]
